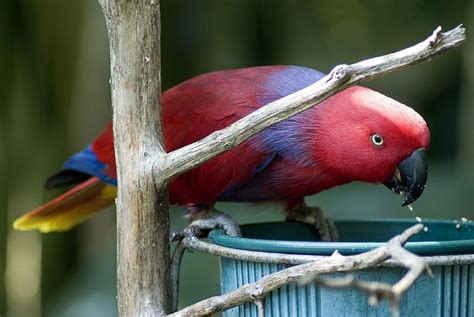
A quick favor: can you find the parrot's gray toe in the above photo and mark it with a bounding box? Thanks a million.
[286,204,339,241]
[171,207,241,241]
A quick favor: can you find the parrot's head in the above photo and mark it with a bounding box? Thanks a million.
[313,86,430,206]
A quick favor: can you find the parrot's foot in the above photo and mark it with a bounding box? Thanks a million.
[286,203,339,241]
[170,207,241,242]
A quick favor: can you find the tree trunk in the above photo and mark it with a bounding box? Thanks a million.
[97,0,170,315]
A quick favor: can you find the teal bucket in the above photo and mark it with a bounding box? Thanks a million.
[209,219,474,317]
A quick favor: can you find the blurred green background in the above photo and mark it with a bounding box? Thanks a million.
[0,0,473,316]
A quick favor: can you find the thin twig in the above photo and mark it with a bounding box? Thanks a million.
[168,225,425,316]
[180,235,474,266]
[389,244,433,316]
[255,299,264,317]
[182,235,325,265]
[170,242,187,312]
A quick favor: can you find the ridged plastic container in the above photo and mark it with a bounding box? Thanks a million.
[209,219,474,317]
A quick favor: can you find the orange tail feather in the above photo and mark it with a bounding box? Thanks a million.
[13,177,116,233]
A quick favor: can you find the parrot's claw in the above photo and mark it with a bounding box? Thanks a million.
[170,208,241,242]
[286,204,339,241]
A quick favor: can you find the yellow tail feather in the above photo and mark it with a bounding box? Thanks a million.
[13,177,117,233]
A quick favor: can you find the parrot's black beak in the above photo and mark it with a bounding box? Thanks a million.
[385,148,428,206]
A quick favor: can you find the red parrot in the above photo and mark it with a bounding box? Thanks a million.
[14,66,429,240]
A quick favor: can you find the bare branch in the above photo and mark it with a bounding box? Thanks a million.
[389,244,433,296]
[301,229,433,317]
[307,275,393,304]
[161,25,465,180]
[169,225,427,317]
[176,232,474,266]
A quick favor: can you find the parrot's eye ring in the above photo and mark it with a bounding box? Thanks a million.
[371,134,384,147]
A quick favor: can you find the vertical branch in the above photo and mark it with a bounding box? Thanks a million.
[98,0,170,316]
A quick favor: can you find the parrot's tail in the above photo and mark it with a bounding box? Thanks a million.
[13,177,116,233]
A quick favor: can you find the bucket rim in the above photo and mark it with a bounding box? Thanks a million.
[208,219,474,260]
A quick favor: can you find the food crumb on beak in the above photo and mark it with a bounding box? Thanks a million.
[399,192,414,211]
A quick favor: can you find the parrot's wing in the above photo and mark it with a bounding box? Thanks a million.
[163,67,285,205]
[164,66,326,205]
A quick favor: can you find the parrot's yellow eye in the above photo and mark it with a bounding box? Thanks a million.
[371,134,384,147]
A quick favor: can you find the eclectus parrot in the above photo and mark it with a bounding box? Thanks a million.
[13,66,429,240]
